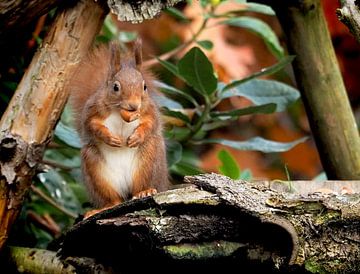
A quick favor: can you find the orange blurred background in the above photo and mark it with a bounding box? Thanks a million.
[115,0,360,180]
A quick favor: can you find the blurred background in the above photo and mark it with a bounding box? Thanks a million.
[0,0,359,248]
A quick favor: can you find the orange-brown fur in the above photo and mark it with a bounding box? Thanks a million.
[68,40,168,217]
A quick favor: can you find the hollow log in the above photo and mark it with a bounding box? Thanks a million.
[59,174,360,273]
[0,0,107,251]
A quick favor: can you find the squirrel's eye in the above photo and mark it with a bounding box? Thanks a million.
[113,81,120,92]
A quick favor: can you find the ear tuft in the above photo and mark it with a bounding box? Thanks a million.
[109,41,121,72]
[134,38,142,67]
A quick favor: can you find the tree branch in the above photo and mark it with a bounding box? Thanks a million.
[257,0,360,179]
[0,0,61,40]
[337,0,360,44]
[0,0,107,251]
[30,186,77,219]
[3,246,112,273]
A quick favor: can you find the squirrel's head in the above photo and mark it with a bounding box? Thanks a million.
[105,39,147,122]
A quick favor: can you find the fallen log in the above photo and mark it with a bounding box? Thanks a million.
[59,174,360,273]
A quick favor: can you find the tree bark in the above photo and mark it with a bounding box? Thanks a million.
[107,0,183,23]
[256,0,360,179]
[0,0,62,39]
[0,0,107,251]
[337,0,360,44]
[59,174,360,273]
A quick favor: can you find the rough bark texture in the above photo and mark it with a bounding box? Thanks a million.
[59,174,360,273]
[0,0,107,251]
[337,0,360,44]
[257,0,360,179]
[0,0,62,39]
[108,0,183,23]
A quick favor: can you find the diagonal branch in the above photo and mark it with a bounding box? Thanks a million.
[0,0,107,251]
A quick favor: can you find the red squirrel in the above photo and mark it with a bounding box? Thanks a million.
[69,39,168,218]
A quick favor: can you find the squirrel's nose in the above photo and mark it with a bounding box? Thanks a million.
[125,102,140,112]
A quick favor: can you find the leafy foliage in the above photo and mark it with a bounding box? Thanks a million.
[3,0,307,249]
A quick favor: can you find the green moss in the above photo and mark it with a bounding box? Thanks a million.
[305,259,327,274]
[314,210,340,226]
[163,241,244,260]
[130,208,159,217]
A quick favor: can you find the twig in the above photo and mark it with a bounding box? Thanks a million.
[143,18,209,67]
[30,185,78,219]
[42,159,74,171]
[27,210,61,237]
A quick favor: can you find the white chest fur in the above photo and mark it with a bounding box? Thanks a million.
[99,111,139,199]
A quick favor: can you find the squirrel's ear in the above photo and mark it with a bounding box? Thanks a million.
[134,38,142,67]
[109,42,121,72]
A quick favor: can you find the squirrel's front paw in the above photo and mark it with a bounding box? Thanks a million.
[127,131,145,148]
[103,135,125,147]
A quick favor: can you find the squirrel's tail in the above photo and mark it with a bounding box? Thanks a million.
[68,43,113,132]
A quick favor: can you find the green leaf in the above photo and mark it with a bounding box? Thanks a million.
[157,58,181,78]
[222,17,284,59]
[237,3,275,15]
[222,55,295,91]
[312,172,327,181]
[162,107,191,124]
[152,92,183,109]
[213,3,275,18]
[178,47,217,95]
[165,7,190,22]
[196,136,308,153]
[166,140,183,167]
[240,169,252,180]
[101,15,118,41]
[202,120,230,131]
[221,79,300,112]
[170,161,203,176]
[154,80,198,107]
[37,170,81,213]
[118,31,137,42]
[211,103,276,118]
[218,149,240,179]
[2,81,18,91]
[165,126,191,141]
[197,40,214,50]
[54,122,81,149]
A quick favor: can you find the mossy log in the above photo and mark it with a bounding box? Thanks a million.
[59,174,360,273]
[2,246,112,273]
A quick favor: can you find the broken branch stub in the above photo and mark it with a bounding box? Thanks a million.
[107,0,183,23]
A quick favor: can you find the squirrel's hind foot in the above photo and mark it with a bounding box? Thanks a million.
[132,188,157,199]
